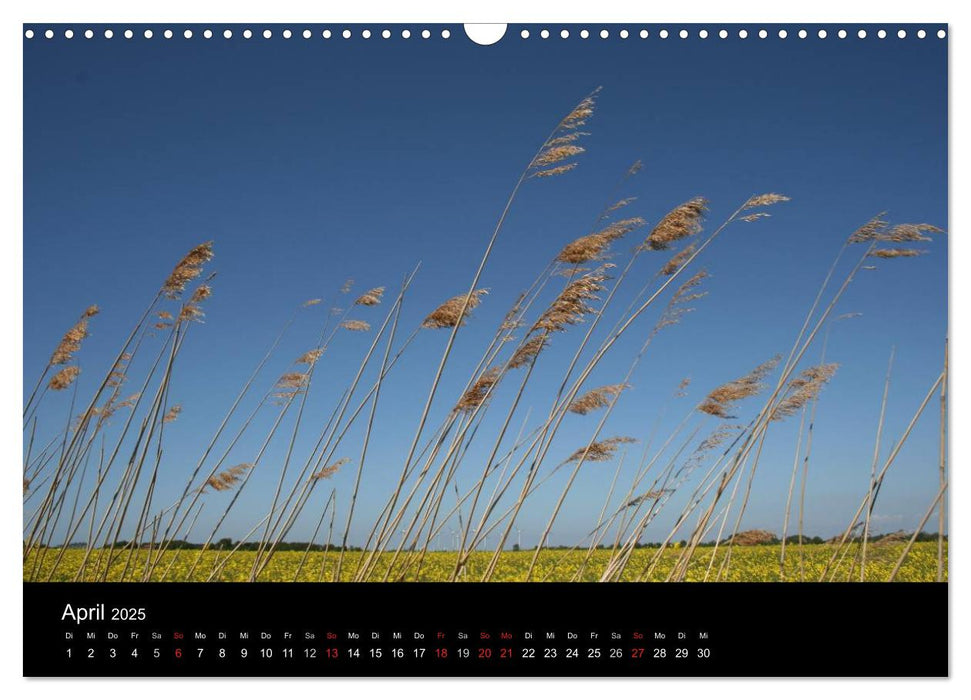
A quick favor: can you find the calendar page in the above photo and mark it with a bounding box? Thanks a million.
[22,20,948,678]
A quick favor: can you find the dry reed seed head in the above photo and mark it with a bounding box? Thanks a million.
[544,131,590,148]
[296,348,325,366]
[743,193,791,210]
[624,489,672,509]
[456,366,502,413]
[772,363,838,421]
[739,213,771,223]
[601,197,638,220]
[656,270,709,330]
[568,383,629,415]
[882,223,944,242]
[698,355,781,418]
[303,298,322,307]
[532,144,586,168]
[532,163,578,178]
[564,436,637,464]
[627,159,644,177]
[847,213,890,244]
[23,478,30,495]
[157,311,173,320]
[558,88,600,131]
[696,423,743,454]
[191,285,213,302]
[117,392,141,409]
[83,304,100,317]
[202,463,252,493]
[836,312,863,321]
[499,293,527,331]
[509,335,548,369]
[671,269,708,303]
[341,319,371,332]
[555,217,646,265]
[640,197,709,251]
[868,248,927,259]
[162,241,214,298]
[50,317,90,366]
[162,404,182,423]
[675,376,691,397]
[49,366,80,391]
[340,278,354,294]
[276,371,309,390]
[178,304,205,323]
[422,289,489,329]
[529,89,600,178]
[106,366,127,389]
[661,245,696,276]
[313,457,350,481]
[354,287,385,306]
[533,268,610,333]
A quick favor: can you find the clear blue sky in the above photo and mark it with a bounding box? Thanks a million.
[24,25,947,546]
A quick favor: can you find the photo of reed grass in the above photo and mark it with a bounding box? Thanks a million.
[23,26,947,582]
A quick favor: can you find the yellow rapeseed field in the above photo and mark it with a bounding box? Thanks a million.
[26,542,946,583]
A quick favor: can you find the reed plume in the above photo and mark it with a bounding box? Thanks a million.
[50,309,97,366]
[355,287,385,306]
[601,197,638,219]
[869,248,926,259]
[177,284,213,323]
[201,464,252,493]
[555,218,646,264]
[313,457,350,481]
[529,88,599,178]
[341,320,371,332]
[698,356,780,418]
[274,371,309,402]
[456,367,502,413]
[49,366,80,391]
[661,245,696,276]
[163,242,214,298]
[847,213,890,244]
[302,298,322,307]
[624,490,672,508]
[422,289,488,329]
[509,336,548,369]
[533,268,610,333]
[882,223,943,242]
[772,363,838,420]
[656,270,708,330]
[639,198,708,251]
[163,404,182,424]
[296,348,324,366]
[564,436,636,464]
[743,193,791,210]
[568,383,629,415]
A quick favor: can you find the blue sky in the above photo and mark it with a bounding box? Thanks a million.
[23,25,947,547]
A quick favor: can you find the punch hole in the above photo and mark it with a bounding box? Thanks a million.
[464,24,506,45]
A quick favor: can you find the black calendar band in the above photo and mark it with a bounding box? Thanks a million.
[24,582,947,677]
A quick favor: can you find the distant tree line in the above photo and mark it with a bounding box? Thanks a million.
[41,531,946,551]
